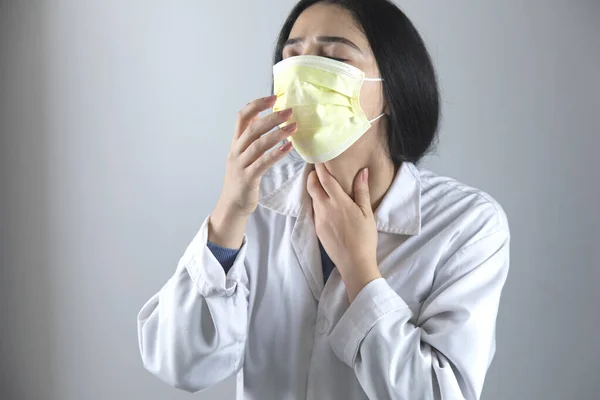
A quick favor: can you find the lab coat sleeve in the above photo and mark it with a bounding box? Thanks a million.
[137,215,249,393]
[329,228,510,400]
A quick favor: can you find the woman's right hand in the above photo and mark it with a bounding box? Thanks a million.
[208,95,297,249]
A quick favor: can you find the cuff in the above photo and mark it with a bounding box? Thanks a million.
[181,215,247,298]
[329,278,410,367]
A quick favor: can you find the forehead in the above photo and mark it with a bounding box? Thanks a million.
[289,3,367,44]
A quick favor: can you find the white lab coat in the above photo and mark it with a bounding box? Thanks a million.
[137,156,510,400]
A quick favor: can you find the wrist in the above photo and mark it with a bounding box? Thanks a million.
[208,204,248,249]
[341,261,381,302]
[213,200,249,223]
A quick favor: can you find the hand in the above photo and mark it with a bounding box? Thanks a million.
[307,164,381,301]
[209,96,297,248]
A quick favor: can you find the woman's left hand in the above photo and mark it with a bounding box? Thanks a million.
[307,163,382,301]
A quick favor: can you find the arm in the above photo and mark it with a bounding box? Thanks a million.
[206,201,246,273]
[329,229,510,400]
[137,214,250,393]
[137,94,296,392]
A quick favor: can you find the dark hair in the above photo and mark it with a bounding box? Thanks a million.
[274,0,440,167]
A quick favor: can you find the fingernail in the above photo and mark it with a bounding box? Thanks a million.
[279,108,293,118]
[362,168,369,182]
[282,122,297,132]
[264,95,277,102]
[279,141,293,152]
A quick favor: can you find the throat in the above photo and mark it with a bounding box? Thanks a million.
[322,157,396,211]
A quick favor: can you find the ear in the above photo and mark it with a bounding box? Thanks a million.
[382,94,390,115]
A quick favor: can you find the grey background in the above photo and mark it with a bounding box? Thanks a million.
[1,1,598,399]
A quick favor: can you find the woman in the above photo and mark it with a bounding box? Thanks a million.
[137,1,510,399]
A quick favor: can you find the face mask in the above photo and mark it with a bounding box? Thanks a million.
[272,55,384,164]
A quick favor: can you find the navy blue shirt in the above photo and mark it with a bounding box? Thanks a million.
[207,240,336,283]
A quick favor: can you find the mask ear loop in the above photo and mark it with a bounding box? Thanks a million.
[368,113,386,124]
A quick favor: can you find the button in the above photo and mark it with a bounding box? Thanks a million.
[316,317,329,335]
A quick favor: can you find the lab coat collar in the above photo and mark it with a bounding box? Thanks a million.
[258,155,422,236]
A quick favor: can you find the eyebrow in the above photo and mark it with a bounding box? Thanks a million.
[284,36,363,54]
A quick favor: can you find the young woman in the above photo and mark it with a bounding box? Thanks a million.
[137,1,510,399]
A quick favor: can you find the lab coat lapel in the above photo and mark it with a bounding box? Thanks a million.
[291,182,325,302]
[258,157,325,301]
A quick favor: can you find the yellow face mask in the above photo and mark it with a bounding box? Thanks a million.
[273,55,384,164]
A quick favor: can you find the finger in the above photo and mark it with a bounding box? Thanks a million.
[234,95,278,140]
[353,168,372,215]
[246,140,294,178]
[240,122,297,167]
[236,108,294,154]
[306,170,328,203]
[314,163,346,199]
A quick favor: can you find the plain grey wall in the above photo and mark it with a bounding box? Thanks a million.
[1,1,598,399]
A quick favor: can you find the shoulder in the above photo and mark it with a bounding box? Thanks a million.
[414,165,510,249]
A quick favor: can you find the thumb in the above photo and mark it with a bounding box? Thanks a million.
[353,168,372,214]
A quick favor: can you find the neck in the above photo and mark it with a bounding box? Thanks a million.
[322,150,397,212]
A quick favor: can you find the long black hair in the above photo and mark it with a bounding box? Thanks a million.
[274,0,440,167]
